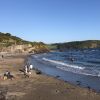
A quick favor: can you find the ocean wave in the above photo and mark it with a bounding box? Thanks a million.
[56,66,99,77]
[42,57,100,77]
[42,57,85,70]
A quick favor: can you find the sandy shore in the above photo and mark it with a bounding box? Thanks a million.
[0,54,100,100]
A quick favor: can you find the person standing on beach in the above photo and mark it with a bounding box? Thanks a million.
[2,55,4,59]
[25,65,28,74]
[0,55,4,60]
[29,64,33,70]
[28,64,33,74]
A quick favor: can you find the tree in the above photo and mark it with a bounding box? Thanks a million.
[5,33,11,36]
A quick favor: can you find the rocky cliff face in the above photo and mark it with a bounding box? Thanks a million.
[0,32,50,54]
[0,44,49,54]
[1,44,32,53]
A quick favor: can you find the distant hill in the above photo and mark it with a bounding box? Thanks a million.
[50,40,100,51]
[0,32,49,53]
[47,44,58,50]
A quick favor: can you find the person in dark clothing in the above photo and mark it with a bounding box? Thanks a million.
[4,71,14,80]
[1,55,4,58]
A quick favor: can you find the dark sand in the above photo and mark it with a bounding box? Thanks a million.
[0,54,100,100]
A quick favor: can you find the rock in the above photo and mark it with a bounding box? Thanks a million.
[35,69,42,74]
[76,81,81,85]
[56,75,60,78]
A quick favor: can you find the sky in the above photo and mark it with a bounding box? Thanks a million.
[0,0,100,43]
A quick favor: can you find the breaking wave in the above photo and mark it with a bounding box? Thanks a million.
[42,57,99,77]
[42,57,85,70]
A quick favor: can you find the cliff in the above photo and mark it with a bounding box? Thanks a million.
[0,32,49,53]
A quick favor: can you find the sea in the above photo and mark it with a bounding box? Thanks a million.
[28,48,100,92]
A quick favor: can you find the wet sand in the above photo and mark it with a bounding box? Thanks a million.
[0,54,100,100]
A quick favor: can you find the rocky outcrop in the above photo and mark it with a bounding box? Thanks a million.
[0,44,49,54]
[1,44,32,53]
[0,32,50,54]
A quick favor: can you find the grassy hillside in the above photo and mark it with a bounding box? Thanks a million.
[0,32,49,53]
[50,40,100,51]
[46,44,58,50]
[0,32,31,47]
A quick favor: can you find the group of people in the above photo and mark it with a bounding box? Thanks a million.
[3,71,14,80]
[24,63,33,76]
[2,62,33,80]
[3,63,33,80]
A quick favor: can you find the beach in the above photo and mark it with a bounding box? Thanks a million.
[0,54,100,100]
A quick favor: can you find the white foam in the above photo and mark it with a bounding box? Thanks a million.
[56,66,98,77]
[42,57,85,70]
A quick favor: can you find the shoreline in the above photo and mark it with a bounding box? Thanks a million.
[0,54,100,100]
[29,53,100,92]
